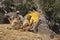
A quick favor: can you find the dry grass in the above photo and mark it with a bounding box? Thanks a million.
[0,24,60,40]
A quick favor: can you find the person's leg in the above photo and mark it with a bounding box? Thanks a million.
[31,22,38,33]
[25,26,34,32]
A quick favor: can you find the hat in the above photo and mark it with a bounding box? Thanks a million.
[16,11,20,14]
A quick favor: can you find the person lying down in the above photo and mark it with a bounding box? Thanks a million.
[7,16,22,30]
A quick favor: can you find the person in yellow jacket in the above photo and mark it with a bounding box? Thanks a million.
[23,15,33,31]
[23,10,40,31]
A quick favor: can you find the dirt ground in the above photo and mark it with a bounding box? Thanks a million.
[0,24,60,40]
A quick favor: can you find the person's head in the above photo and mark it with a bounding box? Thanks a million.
[32,6,37,11]
[27,15,31,20]
[16,16,21,20]
[29,7,37,12]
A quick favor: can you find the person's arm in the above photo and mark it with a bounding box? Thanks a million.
[8,18,12,24]
[30,19,34,26]
[11,19,17,27]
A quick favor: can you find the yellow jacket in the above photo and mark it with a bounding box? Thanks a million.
[25,11,40,24]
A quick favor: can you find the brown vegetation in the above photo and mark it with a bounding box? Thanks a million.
[0,24,60,40]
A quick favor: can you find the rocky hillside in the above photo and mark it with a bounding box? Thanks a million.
[0,24,60,40]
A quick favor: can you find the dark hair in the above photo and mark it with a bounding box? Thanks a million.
[27,15,32,20]
[32,6,37,11]
[16,13,20,14]
[29,7,37,11]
